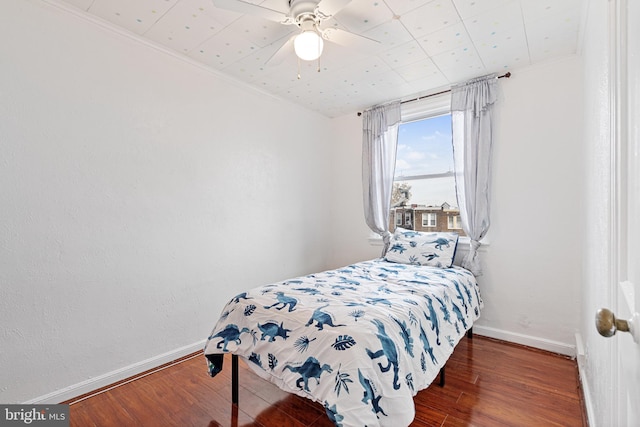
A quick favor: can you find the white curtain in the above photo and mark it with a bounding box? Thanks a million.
[362,101,401,255]
[451,74,498,275]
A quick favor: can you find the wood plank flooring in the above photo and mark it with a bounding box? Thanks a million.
[66,336,586,426]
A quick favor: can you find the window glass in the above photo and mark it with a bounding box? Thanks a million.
[395,114,453,177]
[390,108,465,237]
[422,213,436,227]
[448,215,462,230]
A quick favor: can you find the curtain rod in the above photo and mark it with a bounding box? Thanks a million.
[357,71,511,116]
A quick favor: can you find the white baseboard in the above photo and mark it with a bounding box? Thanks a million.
[24,340,206,404]
[473,325,576,357]
[575,333,595,427]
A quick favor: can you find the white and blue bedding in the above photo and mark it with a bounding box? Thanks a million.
[204,258,482,427]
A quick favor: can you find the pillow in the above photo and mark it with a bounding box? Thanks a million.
[385,228,459,268]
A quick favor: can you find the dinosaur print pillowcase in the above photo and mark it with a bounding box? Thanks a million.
[385,228,459,268]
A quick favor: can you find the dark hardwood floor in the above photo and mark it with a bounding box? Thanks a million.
[66,336,586,426]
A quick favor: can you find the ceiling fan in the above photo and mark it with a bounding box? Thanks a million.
[212,0,379,64]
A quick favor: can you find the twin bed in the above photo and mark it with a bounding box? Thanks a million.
[203,228,483,426]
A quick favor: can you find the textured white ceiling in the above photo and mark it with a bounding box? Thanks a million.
[56,0,585,117]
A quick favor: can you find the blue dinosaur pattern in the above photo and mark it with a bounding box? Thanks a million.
[204,258,482,427]
[264,292,298,312]
[366,319,401,390]
[358,368,387,418]
[258,321,291,342]
[425,237,453,250]
[423,295,441,345]
[284,356,333,392]
[305,304,346,330]
[208,324,249,352]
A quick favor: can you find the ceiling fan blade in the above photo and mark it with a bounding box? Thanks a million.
[265,35,296,65]
[316,0,352,17]
[321,27,380,50]
[212,0,290,23]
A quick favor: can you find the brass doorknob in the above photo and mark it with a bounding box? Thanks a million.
[595,308,631,337]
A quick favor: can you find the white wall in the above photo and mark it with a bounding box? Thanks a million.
[327,114,383,267]
[0,0,333,403]
[479,56,584,354]
[328,56,584,355]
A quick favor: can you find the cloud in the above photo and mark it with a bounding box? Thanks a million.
[407,151,425,161]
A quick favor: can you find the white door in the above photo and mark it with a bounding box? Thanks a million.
[608,1,640,425]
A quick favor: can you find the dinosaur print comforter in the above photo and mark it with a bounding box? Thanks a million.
[204,259,482,427]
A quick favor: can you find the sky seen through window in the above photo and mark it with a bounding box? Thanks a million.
[394,114,458,208]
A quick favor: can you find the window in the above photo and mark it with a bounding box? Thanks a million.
[448,215,463,230]
[404,211,413,227]
[390,95,465,236]
[395,211,402,226]
[422,213,437,227]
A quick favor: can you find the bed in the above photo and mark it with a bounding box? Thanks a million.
[204,229,482,427]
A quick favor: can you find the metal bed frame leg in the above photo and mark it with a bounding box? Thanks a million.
[439,327,473,388]
[232,354,239,406]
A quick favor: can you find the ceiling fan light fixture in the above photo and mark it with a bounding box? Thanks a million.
[294,30,324,61]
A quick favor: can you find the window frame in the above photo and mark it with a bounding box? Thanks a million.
[393,94,459,235]
[404,211,412,225]
[368,94,489,248]
[422,212,437,227]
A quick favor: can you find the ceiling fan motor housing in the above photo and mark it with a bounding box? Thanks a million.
[289,0,322,27]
